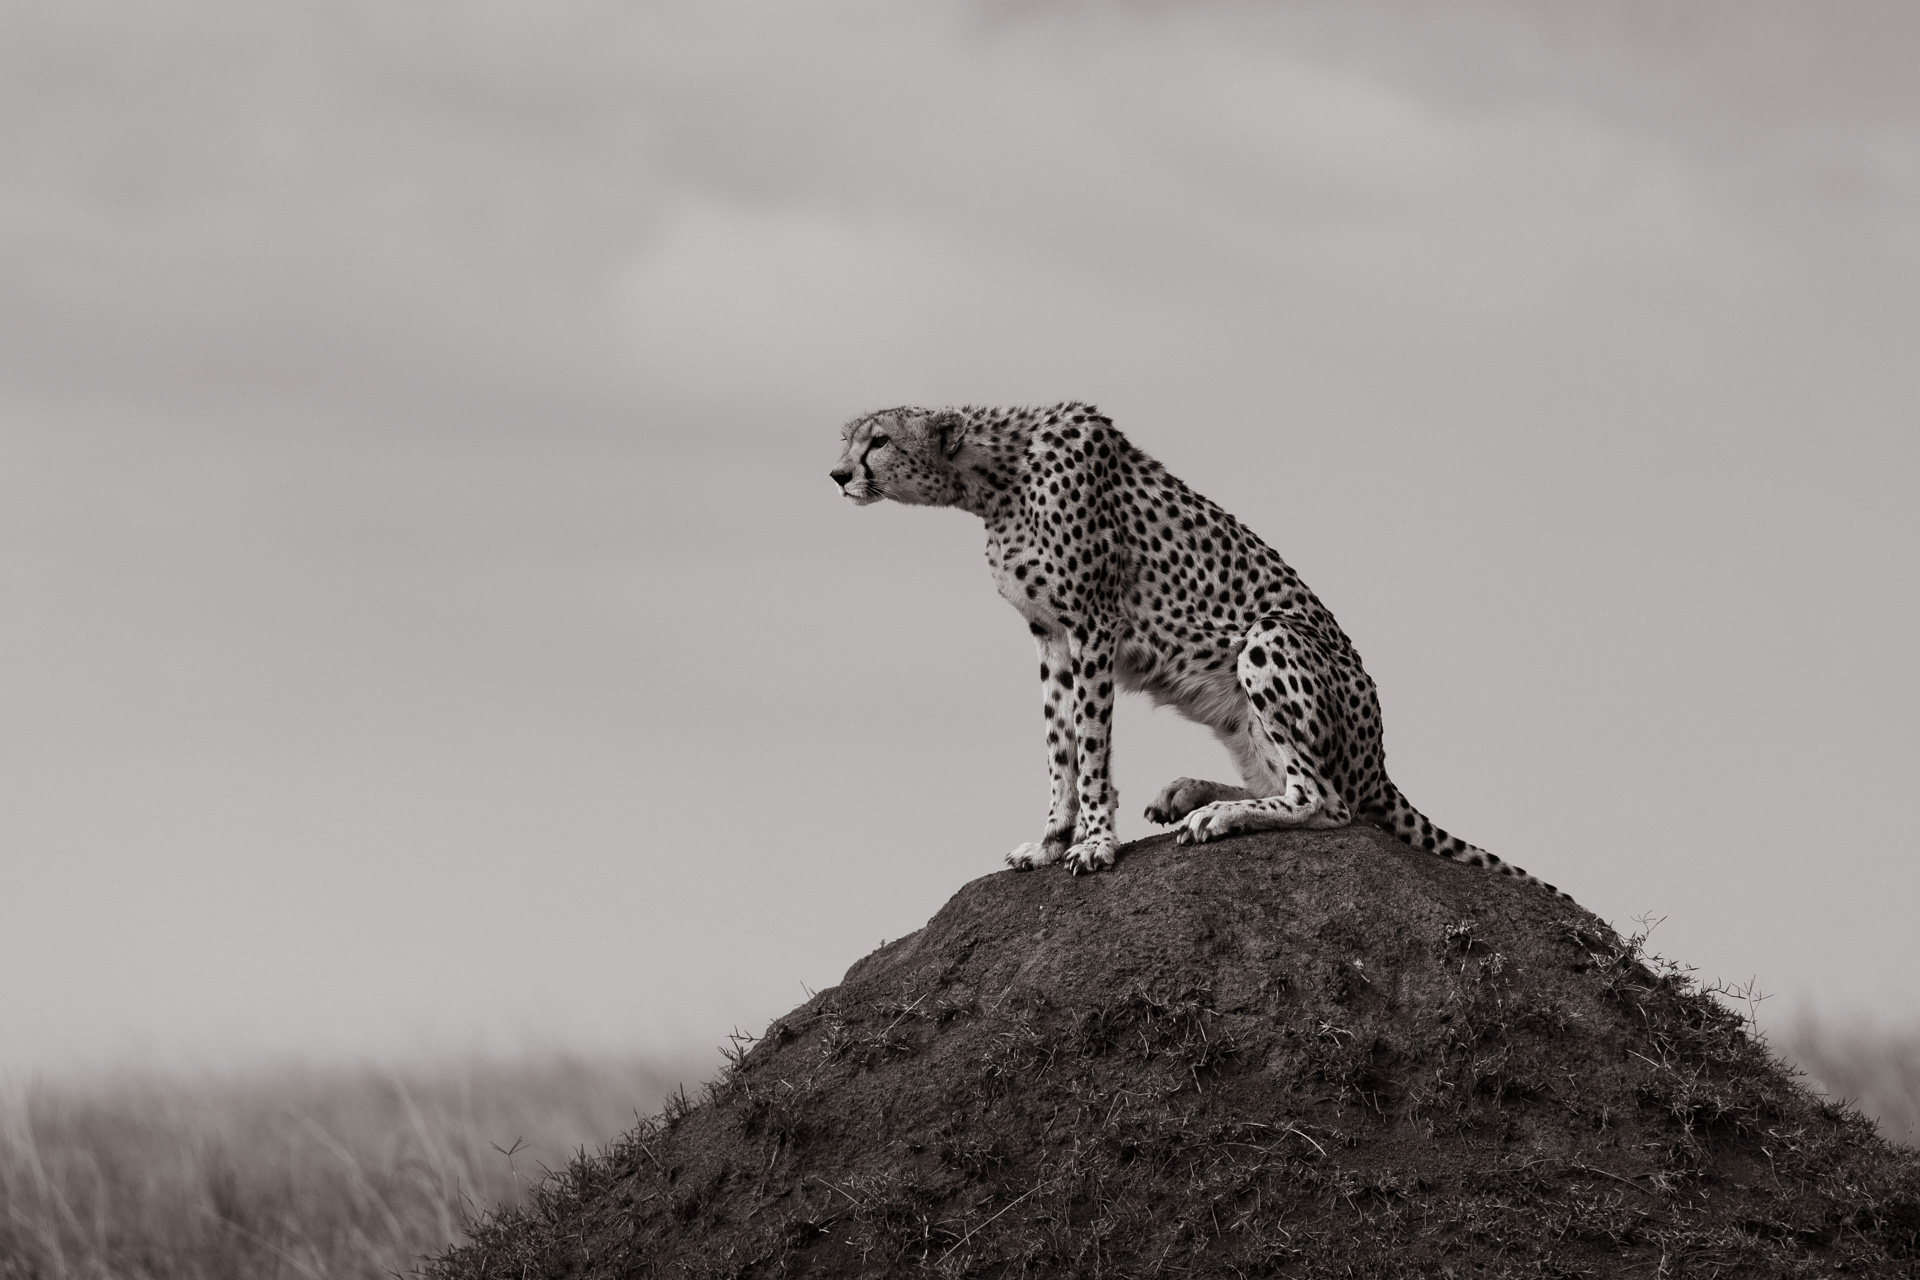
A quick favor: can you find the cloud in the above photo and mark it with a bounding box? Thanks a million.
[6,0,1910,423]
[615,195,1206,415]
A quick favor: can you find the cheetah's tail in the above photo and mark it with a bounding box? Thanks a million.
[1366,782,1575,903]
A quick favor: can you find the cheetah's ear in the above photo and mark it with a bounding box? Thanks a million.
[929,410,966,458]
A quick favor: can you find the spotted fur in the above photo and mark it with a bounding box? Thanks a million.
[830,403,1568,898]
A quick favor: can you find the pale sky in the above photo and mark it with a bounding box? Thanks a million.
[3,0,1916,1072]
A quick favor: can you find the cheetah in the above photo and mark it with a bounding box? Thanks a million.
[830,402,1566,898]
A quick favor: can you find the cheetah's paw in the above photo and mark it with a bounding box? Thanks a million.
[1144,775,1205,825]
[1175,801,1248,846]
[1064,837,1116,876]
[1006,841,1065,871]
[1136,775,1244,825]
[1144,777,1217,825]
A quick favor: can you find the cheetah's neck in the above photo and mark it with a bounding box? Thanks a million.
[945,406,1031,523]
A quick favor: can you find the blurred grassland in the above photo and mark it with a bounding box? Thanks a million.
[0,1031,1911,1280]
[1787,1020,1920,1147]
[0,1054,702,1280]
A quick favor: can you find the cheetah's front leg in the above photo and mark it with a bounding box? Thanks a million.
[1006,629,1081,872]
[1006,624,1119,875]
[1062,625,1120,873]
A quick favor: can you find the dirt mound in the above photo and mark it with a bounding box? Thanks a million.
[428,826,1920,1278]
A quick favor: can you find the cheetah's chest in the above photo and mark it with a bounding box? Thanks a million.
[984,530,1064,629]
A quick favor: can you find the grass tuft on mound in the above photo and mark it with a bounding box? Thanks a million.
[428,826,1920,1278]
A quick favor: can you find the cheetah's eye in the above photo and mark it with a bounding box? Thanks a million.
[870,434,890,449]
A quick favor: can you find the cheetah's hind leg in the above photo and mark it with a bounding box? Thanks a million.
[1162,616,1357,845]
[1144,777,1254,826]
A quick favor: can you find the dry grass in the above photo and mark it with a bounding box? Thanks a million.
[0,1019,1910,1280]
[0,1053,702,1280]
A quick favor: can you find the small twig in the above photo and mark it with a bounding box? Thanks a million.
[877,992,930,1039]
[808,1174,859,1204]
[1569,1163,1658,1195]
[938,1174,1055,1262]
[1281,1125,1327,1159]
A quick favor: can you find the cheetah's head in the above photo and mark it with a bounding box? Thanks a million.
[830,407,966,508]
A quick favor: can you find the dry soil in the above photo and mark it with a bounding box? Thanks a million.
[428,825,1920,1278]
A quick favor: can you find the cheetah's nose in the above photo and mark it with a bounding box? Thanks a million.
[829,468,854,487]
